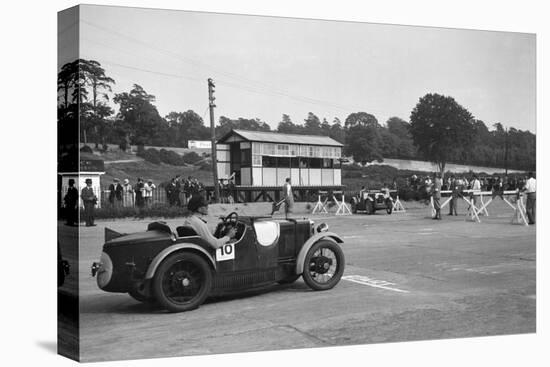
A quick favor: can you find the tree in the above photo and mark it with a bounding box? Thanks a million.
[113,84,164,146]
[385,117,415,159]
[343,112,383,164]
[329,117,346,144]
[58,59,115,145]
[216,116,271,137]
[409,93,476,175]
[165,110,209,147]
[303,112,322,134]
[81,60,115,147]
[344,112,380,128]
[277,114,301,134]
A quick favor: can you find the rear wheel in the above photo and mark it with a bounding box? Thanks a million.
[350,200,357,214]
[153,252,212,312]
[302,240,345,291]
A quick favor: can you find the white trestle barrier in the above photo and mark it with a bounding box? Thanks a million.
[311,191,329,214]
[429,189,528,225]
[333,191,352,216]
[392,194,406,213]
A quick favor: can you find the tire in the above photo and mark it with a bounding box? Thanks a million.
[277,274,301,285]
[386,200,393,214]
[302,240,345,291]
[365,200,374,215]
[152,252,212,312]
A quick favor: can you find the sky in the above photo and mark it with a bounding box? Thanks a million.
[59,4,536,133]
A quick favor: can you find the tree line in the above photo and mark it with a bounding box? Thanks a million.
[58,59,535,172]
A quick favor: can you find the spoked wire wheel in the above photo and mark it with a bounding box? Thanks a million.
[153,252,212,312]
[302,240,345,290]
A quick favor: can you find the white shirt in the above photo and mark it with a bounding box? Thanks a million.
[182,215,231,249]
[472,179,481,191]
[524,177,536,193]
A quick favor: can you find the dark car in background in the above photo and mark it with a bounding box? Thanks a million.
[350,190,394,215]
[92,213,345,312]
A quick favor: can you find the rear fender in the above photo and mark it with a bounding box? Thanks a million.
[296,232,343,274]
[145,243,216,280]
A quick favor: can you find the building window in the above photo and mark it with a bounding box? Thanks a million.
[310,158,322,168]
[276,144,289,156]
[299,157,309,168]
[252,155,262,166]
[289,145,299,156]
[241,149,251,166]
[262,156,277,167]
[322,158,333,168]
[278,156,290,167]
[252,142,262,154]
[291,157,300,168]
[263,143,275,155]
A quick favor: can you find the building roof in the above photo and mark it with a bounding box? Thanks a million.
[217,129,343,147]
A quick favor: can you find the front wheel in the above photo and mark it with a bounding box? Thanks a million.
[302,240,345,291]
[386,199,393,214]
[365,200,374,214]
[152,252,212,312]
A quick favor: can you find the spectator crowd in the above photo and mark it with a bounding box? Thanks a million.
[105,176,206,209]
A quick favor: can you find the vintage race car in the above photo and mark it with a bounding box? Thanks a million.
[91,213,345,312]
[350,190,393,215]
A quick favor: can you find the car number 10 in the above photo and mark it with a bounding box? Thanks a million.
[216,243,235,261]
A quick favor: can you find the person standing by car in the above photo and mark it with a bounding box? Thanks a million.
[182,195,236,249]
[81,178,97,226]
[283,177,294,217]
[523,172,536,225]
[63,178,78,226]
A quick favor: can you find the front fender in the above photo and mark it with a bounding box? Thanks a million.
[295,232,344,274]
[144,243,216,280]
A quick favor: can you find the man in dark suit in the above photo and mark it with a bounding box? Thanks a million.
[81,178,97,226]
[63,178,78,226]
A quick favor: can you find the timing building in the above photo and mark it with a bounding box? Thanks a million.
[215,129,343,201]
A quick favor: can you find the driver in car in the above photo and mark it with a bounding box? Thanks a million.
[182,195,236,249]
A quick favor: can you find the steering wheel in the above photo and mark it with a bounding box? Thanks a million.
[217,212,239,238]
[223,212,239,226]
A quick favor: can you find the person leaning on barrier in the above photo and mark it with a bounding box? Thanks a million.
[181,195,236,249]
[523,172,536,225]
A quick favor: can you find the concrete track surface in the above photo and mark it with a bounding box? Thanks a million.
[58,201,535,362]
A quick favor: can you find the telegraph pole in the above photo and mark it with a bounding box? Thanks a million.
[208,78,220,203]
